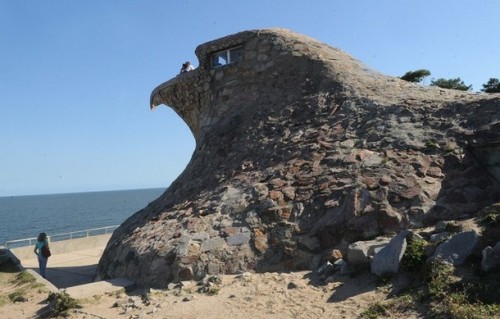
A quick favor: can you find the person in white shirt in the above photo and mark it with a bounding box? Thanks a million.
[180,61,195,74]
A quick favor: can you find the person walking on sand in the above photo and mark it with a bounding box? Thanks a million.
[34,232,50,278]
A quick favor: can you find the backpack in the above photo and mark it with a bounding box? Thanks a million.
[41,244,51,258]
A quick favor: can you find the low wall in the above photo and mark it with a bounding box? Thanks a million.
[10,234,111,261]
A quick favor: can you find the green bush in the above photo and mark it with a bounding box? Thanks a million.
[479,210,499,227]
[401,236,427,272]
[425,259,454,299]
[47,291,80,316]
[430,77,472,91]
[424,260,500,318]
[400,69,431,83]
[360,302,388,319]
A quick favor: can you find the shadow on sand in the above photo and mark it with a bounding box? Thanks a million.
[24,264,97,289]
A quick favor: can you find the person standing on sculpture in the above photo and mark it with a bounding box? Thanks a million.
[33,232,50,278]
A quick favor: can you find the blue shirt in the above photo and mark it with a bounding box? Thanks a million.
[35,240,48,256]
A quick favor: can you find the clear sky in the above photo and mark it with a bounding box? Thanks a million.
[1,1,499,196]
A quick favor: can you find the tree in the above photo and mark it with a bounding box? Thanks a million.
[430,77,472,91]
[481,78,500,93]
[400,69,431,83]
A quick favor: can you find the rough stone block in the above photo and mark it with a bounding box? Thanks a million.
[481,241,500,272]
[227,233,251,246]
[431,230,479,265]
[200,237,227,253]
[347,237,391,267]
[371,230,410,276]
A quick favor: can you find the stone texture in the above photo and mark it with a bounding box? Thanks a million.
[346,237,391,267]
[371,230,410,276]
[481,241,500,272]
[431,230,479,265]
[97,29,500,287]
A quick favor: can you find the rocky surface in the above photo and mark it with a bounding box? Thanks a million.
[370,230,409,276]
[97,28,500,287]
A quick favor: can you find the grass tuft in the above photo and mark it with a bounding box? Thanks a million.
[12,271,36,285]
[363,258,500,318]
[46,291,80,316]
[360,302,388,319]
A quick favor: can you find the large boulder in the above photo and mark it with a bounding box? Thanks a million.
[431,230,480,265]
[97,29,500,287]
[371,230,410,276]
[347,237,391,267]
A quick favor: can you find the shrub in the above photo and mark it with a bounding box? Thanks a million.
[12,271,35,285]
[423,260,500,318]
[400,69,431,83]
[430,77,472,91]
[8,290,27,303]
[425,259,454,299]
[360,302,388,319]
[401,236,427,272]
[47,291,80,316]
[479,208,500,226]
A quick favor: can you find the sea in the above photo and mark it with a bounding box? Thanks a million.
[0,188,165,246]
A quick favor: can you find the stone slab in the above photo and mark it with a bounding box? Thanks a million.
[64,278,135,299]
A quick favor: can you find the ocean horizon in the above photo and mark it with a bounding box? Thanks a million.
[0,186,164,199]
[0,187,165,245]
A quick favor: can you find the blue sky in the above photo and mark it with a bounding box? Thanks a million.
[1,1,499,196]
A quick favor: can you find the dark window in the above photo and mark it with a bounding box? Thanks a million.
[211,47,243,68]
[229,47,243,63]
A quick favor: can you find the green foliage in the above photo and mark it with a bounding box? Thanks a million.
[206,286,220,296]
[481,78,500,93]
[478,204,500,226]
[425,139,440,151]
[400,69,431,83]
[363,253,500,318]
[12,271,36,285]
[361,294,422,319]
[47,291,80,316]
[425,260,454,299]
[430,77,472,91]
[423,260,500,318]
[360,302,388,319]
[401,236,427,272]
[480,212,500,226]
[0,269,48,308]
[8,289,27,303]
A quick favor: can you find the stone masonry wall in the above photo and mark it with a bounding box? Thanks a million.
[100,29,500,287]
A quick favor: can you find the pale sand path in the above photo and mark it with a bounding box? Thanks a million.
[21,246,104,288]
[2,247,425,318]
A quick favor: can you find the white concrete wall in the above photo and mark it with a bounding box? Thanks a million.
[10,234,111,260]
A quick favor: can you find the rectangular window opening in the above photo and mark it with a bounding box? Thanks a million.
[211,46,243,68]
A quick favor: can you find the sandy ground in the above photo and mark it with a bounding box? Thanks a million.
[0,270,426,319]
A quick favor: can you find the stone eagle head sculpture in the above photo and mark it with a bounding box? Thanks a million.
[98,28,500,287]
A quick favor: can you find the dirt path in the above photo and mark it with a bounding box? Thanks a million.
[1,270,425,319]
